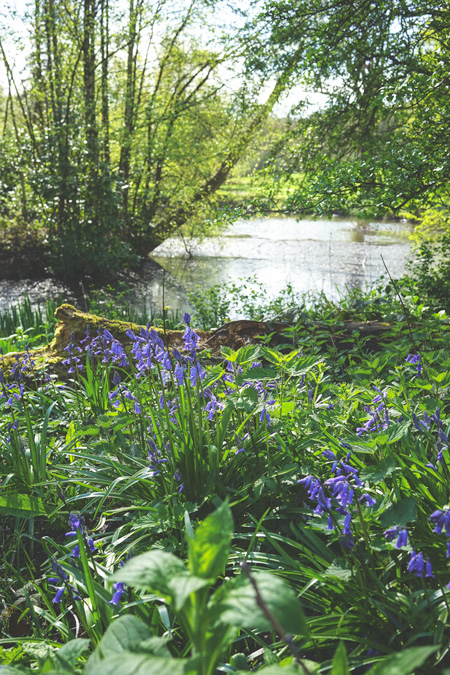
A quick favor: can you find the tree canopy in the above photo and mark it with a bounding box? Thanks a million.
[1,0,450,279]
[257,0,450,217]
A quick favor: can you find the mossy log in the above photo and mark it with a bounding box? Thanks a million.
[1,303,393,381]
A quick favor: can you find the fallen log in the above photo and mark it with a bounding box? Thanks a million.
[0,303,393,381]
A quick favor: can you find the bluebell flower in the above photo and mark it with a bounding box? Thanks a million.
[360,493,376,508]
[66,513,85,537]
[175,363,184,385]
[48,558,70,604]
[343,512,352,535]
[110,582,126,606]
[429,508,450,535]
[408,550,425,577]
[406,353,422,377]
[384,526,407,548]
[260,408,271,426]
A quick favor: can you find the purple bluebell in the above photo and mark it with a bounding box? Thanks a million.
[110,582,126,605]
[175,363,184,385]
[48,558,69,604]
[343,512,352,535]
[360,493,376,507]
[406,353,422,377]
[260,407,271,426]
[66,513,85,537]
[429,508,450,536]
[408,550,425,577]
[384,526,407,548]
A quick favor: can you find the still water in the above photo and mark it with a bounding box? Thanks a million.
[139,216,414,314]
[0,217,414,315]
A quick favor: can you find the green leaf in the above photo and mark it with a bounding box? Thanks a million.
[220,346,237,362]
[360,456,397,484]
[236,367,277,383]
[325,560,352,581]
[215,573,309,637]
[113,550,186,597]
[380,498,417,528]
[168,575,211,612]
[0,494,48,517]
[370,645,438,674]
[235,668,306,674]
[188,501,233,580]
[86,653,198,675]
[330,642,350,675]
[53,639,90,667]
[235,344,261,365]
[85,616,151,673]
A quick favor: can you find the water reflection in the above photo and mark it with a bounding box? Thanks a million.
[142,216,414,314]
[0,216,414,316]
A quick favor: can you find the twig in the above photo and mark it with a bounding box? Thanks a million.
[380,254,418,354]
[240,561,313,675]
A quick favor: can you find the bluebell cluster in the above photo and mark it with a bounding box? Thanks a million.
[298,445,376,548]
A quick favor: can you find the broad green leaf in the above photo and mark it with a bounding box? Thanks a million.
[360,456,397,484]
[380,498,417,528]
[325,560,352,581]
[113,550,186,597]
[215,573,309,637]
[86,653,197,675]
[387,421,410,443]
[188,501,233,580]
[168,575,211,612]
[53,639,90,667]
[0,494,48,517]
[330,642,350,675]
[85,615,150,672]
[235,668,306,674]
[138,637,171,657]
[370,645,438,674]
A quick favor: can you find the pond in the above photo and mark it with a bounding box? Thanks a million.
[137,216,415,314]
[0,216,414,315]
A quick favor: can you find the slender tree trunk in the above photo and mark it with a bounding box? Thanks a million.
[119,0,141,232]
[100,0,110,164]
[83,0,98,198]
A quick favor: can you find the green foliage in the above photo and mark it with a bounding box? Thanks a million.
[254,0,450,218]
[188,276,302,329]
[5,285,450,672]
